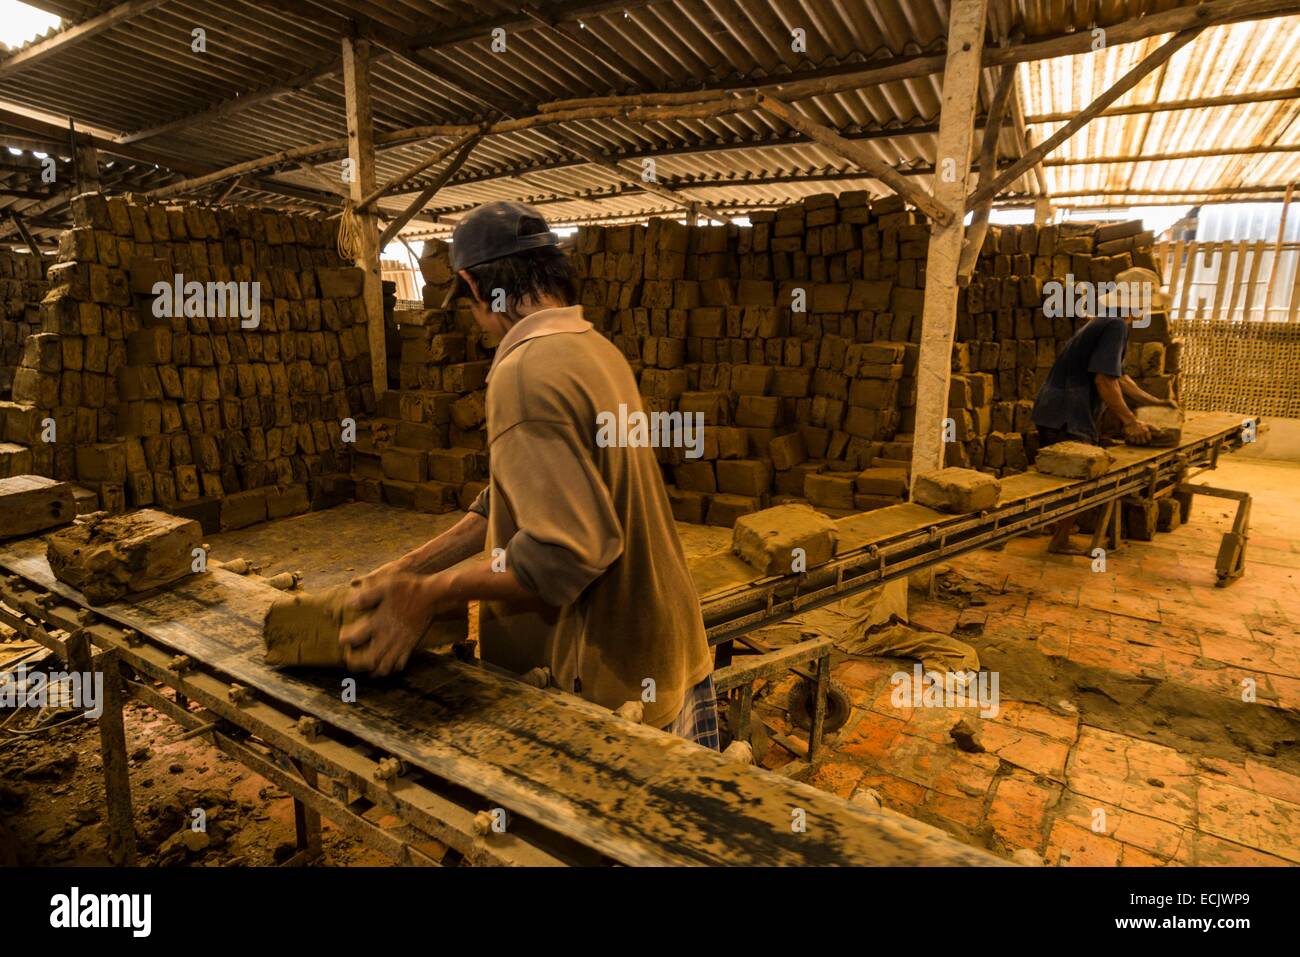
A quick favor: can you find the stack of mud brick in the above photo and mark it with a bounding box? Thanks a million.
[0,192,372,531]
[369,196,1177,530]
[0,246,47,395]
[344,240,489,514]
[566,194,924,525]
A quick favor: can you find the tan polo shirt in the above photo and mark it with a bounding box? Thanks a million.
[467,305,712,728]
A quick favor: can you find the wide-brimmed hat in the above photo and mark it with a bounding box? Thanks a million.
[1098,266,1172,314]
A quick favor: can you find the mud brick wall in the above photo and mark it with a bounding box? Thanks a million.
[0,246,47,395]
[0,193,374,528]
[366,195,1177,528]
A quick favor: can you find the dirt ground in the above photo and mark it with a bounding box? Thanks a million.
[1,457,1296,866]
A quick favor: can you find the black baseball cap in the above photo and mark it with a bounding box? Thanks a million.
[440,201,559,307]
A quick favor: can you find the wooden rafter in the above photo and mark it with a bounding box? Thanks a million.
[543,0,1300,113]
[958,65,1017,285]
[754,92,953,225]
[967,28,1204,210]
[1024,87,1300,123]
[356,129,482,213]
[378,135,480,247]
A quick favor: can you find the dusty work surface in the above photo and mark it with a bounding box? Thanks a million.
[207,501,733,589]
[0,535,994,867]
[746,456,1300,866]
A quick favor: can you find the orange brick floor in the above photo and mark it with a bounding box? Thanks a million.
[752,456,1300,866]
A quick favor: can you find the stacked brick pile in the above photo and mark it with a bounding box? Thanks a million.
[346,239,490,512]
[366,197,1177,528]
[0,246,47,395]
[0,193,372,529]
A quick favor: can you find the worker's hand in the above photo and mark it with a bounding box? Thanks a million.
[352,558,404,594]
[1124,420,1152,445]
[340,573,448,677]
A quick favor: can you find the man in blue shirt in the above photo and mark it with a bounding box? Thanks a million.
[1032,267,1177,550]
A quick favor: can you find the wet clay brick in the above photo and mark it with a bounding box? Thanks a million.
[912,468,1000,513]
[45,508,202,602]
[1034,441,1112,479]
[732,502,838,575]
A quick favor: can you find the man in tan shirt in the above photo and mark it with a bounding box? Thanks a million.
[342,202,717,745]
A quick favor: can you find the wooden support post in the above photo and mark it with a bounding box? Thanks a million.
[1034,196,1053,224]
[342,35,387,395]
[910,0,990,483]
[808,653,830,763]
[292,760,324,862]
[93,648,138,865]
[71,124,102,193]
[967,28,1202,210]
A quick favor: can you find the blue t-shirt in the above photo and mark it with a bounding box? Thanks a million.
[1031,316,1128,443]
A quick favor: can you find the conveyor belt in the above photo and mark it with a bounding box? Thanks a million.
[0,537,998,867]
[694,411,1256,643]
[0,410,1249,866]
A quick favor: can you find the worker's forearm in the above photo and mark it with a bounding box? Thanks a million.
[1119,375,1164,406]
[436,558,536,604]
[1096,375,1137,425]
[393,512,488,576]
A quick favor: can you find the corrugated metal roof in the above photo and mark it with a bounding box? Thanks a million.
[1020,18,1300,209]
[0,0,1295,239]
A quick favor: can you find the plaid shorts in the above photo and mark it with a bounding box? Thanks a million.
[665,673,721,750]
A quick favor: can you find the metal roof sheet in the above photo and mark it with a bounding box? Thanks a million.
[0,0,1295,238]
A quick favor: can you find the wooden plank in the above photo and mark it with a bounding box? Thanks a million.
[694,411,1252,598]
[0,538,999,868]
[1242,239,1266,321]
[1179,241,1198,316]
[910,0,989,480]
[1165,240,1185,318]
[712,637,833,692]
[1025,86,1300,123]
[1212,244,1234,319]
[342,36,387,396]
